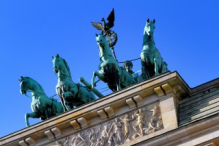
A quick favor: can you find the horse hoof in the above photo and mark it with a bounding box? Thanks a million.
[155,73,159,76]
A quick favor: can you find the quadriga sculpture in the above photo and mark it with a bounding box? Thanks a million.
[141,19,168,80]
[19,76,63,127]
[91,34,136,92]
[52,54,95,111]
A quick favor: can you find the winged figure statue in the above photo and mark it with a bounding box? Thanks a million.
[91,8,115,35]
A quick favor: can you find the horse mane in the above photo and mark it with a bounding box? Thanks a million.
[61,58,72,78]
[25,77,45,93]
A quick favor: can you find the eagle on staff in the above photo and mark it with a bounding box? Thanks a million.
[91,8,118,58]
[91,8,115,35]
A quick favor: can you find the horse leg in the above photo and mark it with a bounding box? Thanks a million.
[115,76,121,91]
[45,108,51,119]
[141,52,150,79]
[56,87,68,112]
[67,101,74,109]
[25,112,40,127]
[154,57,161,76]
[60,97,68,112]
[116,81,121,91]
[62,92,72,111]
[116,69,121,91]
[154,51,163,76]
[91,71,104,89]
[141,61,150,80]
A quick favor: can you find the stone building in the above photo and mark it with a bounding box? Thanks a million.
[0,71,219,146]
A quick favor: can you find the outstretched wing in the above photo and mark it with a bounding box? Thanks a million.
[107,8,115,28]
[91,22,105,32]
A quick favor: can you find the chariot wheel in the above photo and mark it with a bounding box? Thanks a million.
[106,30,118,47]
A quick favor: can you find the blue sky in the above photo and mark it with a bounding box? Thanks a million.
[0,1,219,137]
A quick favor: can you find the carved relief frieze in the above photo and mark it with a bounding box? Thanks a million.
[45,103,163,146]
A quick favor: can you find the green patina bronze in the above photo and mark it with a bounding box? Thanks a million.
[91,8,118,61]
[91,34,136,92]
[123,60,139,82]
[17,13,171,125]
[52,54,95,112]
[19,76,63,127]
[141,19,168,80]
[79,77,103,98]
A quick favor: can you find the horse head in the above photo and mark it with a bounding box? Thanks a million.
[96,34,109,49]
[19,76,45,96]
[52,54,71,78]
[19,76,30,95]
[52,54,61,74]
[144,19,156,38]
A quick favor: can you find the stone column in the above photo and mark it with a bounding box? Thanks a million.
[159,92,178,130]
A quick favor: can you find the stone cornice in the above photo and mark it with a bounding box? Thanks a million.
[1,71,215,146]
